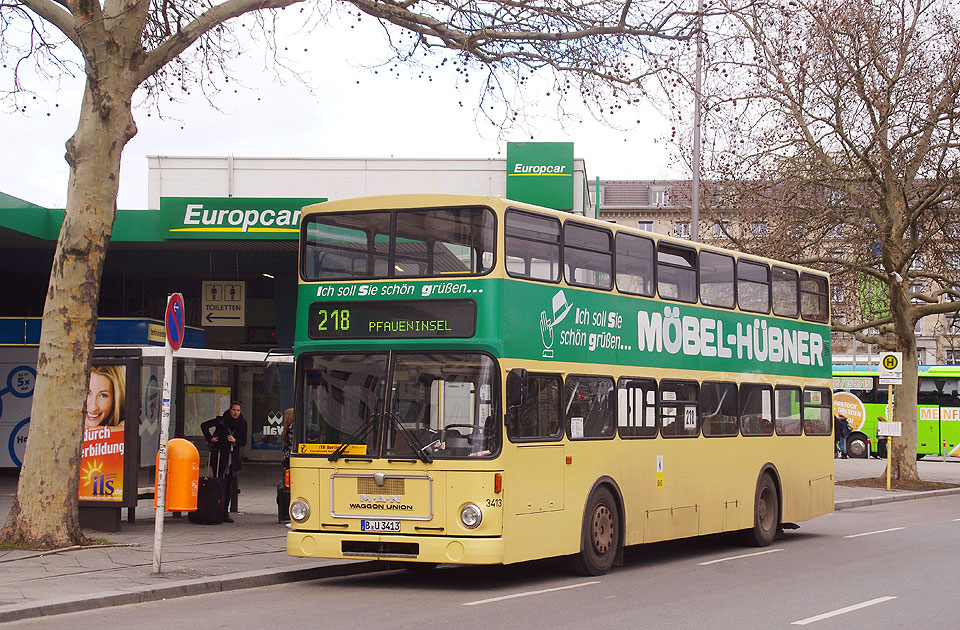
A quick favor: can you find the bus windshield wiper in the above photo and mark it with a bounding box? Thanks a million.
[328,414,380,462]
[386,412,433,464]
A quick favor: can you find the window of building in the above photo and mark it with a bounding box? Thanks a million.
[505,209,561,282]
[617,378,658,438]
[657,243,697,303]
[712,220,730,239]
[637,221,654,232]
[675,222,691,239]
[802,387,832,435]
[699,250,735,308]
[565,376,615,440]
[651,187,668,206]
[751,221,768,236]
[509,374,562,440]
[772,266,799,318]
[615,232,655,297]
[774,387,803,436]
[738,259,771,314]
[660,380,699,437]
[563,222,613,290]
[740,383,773,436]
[946,349,960,364]
[800,273,830,322]
[700,381,738,437]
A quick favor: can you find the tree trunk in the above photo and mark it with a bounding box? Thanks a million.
[888,311,921,483]
[0,80,136,548]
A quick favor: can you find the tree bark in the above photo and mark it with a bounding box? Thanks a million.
[0,79,136,548]
[887,284,920,483]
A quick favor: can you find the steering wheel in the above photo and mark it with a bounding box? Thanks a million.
[443,424,496,442]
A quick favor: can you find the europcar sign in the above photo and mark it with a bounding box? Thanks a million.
[160,197,325,240]
[506,142,575,211]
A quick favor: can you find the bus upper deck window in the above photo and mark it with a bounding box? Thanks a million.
[800,273,829,322]
[772,266,799,318]
[657,243,697,303]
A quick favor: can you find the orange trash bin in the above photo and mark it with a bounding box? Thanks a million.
[154,438,200,511]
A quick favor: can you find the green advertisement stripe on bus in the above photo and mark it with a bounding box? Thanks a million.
[297,278,831,379]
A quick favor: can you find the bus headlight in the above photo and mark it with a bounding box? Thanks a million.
[460,503,482,529]
[290,498,311,523]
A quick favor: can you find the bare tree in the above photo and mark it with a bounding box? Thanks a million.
[666,0,960,481]
[0,0,700,547]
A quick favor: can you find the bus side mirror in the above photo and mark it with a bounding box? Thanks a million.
[506,369,528,408]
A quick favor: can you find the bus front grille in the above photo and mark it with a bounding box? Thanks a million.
[342,540,419,558]
[357,477,405,495]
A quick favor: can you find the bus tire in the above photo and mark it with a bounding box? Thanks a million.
[847,433,868,459]
[743,474,779,547]
[570,487,620,576]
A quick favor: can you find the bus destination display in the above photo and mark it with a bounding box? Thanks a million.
[308,299,477,339]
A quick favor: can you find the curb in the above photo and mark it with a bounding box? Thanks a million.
[834,486,960,511]
[0,560,387,623]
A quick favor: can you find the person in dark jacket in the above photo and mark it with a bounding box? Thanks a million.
[201,401,248,522]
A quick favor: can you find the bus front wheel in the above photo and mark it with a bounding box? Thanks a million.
[743,474,779,547]
[571,487,620,576]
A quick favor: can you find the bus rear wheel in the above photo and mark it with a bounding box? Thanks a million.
[847,433,868,458]
[571,487,620,576]
[743,474,779,547]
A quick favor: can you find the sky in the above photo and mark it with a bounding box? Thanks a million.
[0,9,685,210]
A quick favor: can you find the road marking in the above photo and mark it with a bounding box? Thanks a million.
[843,527,905,539]
[697,548,783,566]
[953,518,960,522]
[792,596,897,625]
[463,581,601,606]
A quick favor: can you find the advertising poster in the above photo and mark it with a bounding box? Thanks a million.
[0,348,39,468]
[79,365,126,502]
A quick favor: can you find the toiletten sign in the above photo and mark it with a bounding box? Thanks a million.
[160,197,325,240]
[506,142,575,211]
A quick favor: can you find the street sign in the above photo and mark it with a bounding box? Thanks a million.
[165,293,185,351]
[877,421,902,437]
[878,351,903,385]
[201,281,245,327]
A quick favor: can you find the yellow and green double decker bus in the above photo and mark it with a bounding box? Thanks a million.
[286,194,835,575]
[834,367,960,458]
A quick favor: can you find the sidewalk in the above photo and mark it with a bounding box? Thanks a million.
[2,458,960,623]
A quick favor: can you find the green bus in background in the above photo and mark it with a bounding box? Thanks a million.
[833,367,960,458]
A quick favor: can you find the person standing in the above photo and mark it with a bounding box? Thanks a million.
[201,401,248,523]
[834,414,851,459]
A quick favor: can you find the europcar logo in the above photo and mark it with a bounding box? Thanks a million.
[509,163,571,176]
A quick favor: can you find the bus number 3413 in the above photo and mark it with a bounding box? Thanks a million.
[316,309,350,332]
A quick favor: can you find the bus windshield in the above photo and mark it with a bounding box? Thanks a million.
[302,207,496,280]
[300,352,500,459]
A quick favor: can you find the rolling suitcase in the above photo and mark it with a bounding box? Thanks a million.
[188,476,226,524]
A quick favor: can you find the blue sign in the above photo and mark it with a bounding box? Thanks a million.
[165,293,185,351]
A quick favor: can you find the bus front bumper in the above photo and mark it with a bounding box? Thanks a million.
[287,530,505,565]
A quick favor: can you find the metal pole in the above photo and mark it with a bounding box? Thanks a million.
[152,300,175,574]
[690,0,704,243]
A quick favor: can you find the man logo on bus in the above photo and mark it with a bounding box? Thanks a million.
[541,290,573,358]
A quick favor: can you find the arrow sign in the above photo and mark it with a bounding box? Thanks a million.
[205,312,241,324]
[165,293,185,351]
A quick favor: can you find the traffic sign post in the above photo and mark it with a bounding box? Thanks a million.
[154,293,184,574]
[877,351,902,486]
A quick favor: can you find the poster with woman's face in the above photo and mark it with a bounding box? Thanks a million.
[80,364,127,502]
[85,364,126,429]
